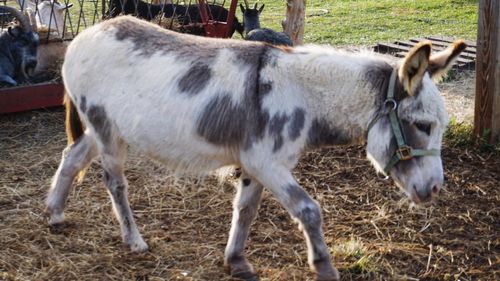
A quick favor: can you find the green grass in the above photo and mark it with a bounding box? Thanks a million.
[255,0,478,46]
[445,118,500,153]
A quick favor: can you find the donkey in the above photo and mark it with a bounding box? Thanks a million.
[46,16,466,281]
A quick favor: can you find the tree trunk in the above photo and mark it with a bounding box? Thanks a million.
[282,0,306,46]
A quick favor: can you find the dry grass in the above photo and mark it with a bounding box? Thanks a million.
[0,78,498,280]
[439,70,476,124]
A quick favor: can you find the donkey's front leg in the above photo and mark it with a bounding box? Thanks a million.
[224,172,263,281]
[246,164,339,281]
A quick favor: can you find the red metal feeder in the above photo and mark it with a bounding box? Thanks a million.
[198,0,238,38]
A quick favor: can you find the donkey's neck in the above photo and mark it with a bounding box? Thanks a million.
[283,47,392,148]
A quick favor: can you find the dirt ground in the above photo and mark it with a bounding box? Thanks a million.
[0,71,498,281]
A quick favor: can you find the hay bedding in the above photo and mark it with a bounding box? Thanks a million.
[0,81,499,280]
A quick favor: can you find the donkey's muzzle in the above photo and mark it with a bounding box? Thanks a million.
[413,182,441,203]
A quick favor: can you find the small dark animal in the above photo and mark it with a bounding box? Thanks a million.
[106,0,244,37]
[240,1,293,46]
[0,6,38,86]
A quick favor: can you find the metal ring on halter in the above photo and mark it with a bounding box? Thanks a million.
[384,99,397,111]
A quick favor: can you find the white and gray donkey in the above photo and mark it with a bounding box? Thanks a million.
[47,16,466,281]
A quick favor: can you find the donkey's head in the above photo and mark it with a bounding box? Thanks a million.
[366,40,466,204]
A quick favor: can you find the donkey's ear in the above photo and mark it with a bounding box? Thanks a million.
[258,4,265,13]
[398,41,431,96]
[428,40,467,82]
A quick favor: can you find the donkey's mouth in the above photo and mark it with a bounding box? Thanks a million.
[392,178,426,204]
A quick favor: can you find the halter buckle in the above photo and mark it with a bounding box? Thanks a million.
[397,146,413,160]
[384,99,397,112]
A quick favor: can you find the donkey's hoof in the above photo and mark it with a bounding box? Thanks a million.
[48,212,65,225]
[129,238,149,252]
[232,271,259,281]
[317,277,340,281]
[316,267,340,281]
[224,256,258,281]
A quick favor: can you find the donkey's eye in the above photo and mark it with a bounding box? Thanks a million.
[415,122,432,135]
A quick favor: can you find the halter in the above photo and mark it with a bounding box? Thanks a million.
[370,69,440,176]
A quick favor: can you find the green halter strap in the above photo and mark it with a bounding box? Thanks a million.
[377,69,440,175]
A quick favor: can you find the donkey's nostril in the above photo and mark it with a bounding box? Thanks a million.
[413,184,432,202]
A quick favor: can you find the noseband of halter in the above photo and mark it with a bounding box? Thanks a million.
[369,69,440,176]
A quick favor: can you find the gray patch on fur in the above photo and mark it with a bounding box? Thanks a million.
[288,107,305,141]
[196,92,270,147]
[87,105,112,143]
[285,184,312,207]
[79,96,87,113]
[363,62,392,112]
[196,44,274,148]
[103,170,131,228]
[269,112,289,152]
[178,62,212,95]
[284,184,329,265]
[197,95,247,145]
[307,118,360,147]
[259,82,273,96]
[110,18,209,58]
[107,16,283,62]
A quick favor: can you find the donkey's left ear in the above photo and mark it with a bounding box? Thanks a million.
[399,41,432,96]
[428,40,467,82]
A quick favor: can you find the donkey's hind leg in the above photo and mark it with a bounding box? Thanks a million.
[46,132,98,225]
[99,139,148,252]
[224,171,263,281]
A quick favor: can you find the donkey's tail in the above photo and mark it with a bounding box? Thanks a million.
[64,92,84,145]
[64,92,87,181]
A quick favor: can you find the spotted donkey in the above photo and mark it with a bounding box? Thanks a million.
[46,16,466,281]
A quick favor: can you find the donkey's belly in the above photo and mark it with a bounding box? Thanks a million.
[95,86,237,174]
[121,124,236,174]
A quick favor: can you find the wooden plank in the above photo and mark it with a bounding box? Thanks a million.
[474,0,500,143]
[394,51,473,66]
[425,36,477,48]
[0,83,64,114]
[409,38,477,56]
[377,39,476,55]
[377,42,475,68]
[376,42,446,54]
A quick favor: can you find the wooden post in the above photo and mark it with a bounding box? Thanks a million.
[282,0,306,46]
[474,0,500,143]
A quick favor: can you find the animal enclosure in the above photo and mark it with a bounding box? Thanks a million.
[0,0,242,113]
